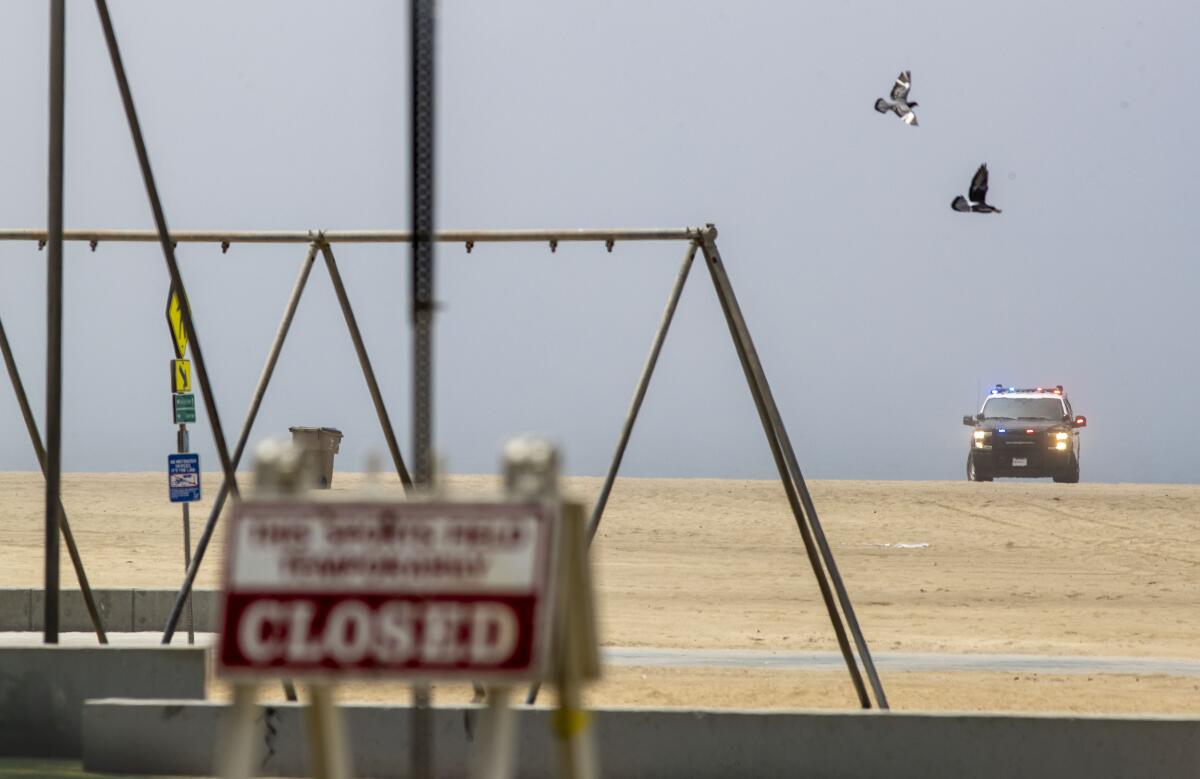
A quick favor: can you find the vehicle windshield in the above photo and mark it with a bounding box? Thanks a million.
[981,397,1066,420]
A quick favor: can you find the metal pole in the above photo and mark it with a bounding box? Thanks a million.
[586,240,697,543]
[177,423,194,645]
[753,393,890,708]
[410,1,437,776]
[43,0,66,645]
[161,244,319,643]
[92,0,240,506]
[699,230,887,708]
[0,313,107,643]
[699,231,872,709]
[0,227,705,246]
[319,243,412,488]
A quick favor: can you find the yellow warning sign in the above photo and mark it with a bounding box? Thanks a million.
[171,359,192,394]
[166,290,189,359]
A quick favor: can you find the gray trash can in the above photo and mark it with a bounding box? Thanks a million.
[288,426,343,489]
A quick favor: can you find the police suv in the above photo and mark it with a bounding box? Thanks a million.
[962,385,1087,483]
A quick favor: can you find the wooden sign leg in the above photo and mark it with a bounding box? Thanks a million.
[305,684,353,779]
[469,686,517,779]
[217,683,261,779]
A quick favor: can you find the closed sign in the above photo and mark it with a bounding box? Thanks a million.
[218,500,556,681]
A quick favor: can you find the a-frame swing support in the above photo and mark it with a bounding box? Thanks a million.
[0,223,886,709]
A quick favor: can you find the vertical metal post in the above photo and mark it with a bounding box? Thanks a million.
[177,423,194,644]
[410,2,437,777]
[586,240,697,543]
[43,0,66,645]
[411,0,436,485]
[0,313,107,643]
[162,244,319,643]
[319,243,412,488]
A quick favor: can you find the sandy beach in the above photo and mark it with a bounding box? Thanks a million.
[2,472,1197,713]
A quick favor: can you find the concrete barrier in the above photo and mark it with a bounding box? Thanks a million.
[0,588,31,630]
[83,700,1200,779]
[0,589,219,633]
[30,588,134,632]
[0,647,207,758]
[132,588,218,633]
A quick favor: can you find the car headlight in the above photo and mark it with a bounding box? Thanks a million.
[1054,431,1070,450]
[973,430,988,449]
[1054,432,1069,441]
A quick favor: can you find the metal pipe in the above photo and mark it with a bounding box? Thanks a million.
[92,0,240,508]
[161,244,320,643]
[318,243,412,488]
[44,0,66,645]
[699,233,872,709]
[761,403,890,708]
[699,231,888,708]
[410,2,437,776]
[0,227,704,245]
[586,240,697,544]
[0,313,107,643]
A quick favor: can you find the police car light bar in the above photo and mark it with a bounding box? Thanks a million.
[990,384,1065,395]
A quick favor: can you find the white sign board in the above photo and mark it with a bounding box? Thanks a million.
[218,500,556,681]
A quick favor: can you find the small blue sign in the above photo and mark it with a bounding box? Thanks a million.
[168,453,201,503]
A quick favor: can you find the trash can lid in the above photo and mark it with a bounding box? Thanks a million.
[289,426,343,436]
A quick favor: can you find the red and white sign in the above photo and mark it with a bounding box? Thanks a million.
[218,500,556,681]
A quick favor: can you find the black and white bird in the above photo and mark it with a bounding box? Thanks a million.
[874,71,919,126]
[951,164,1003,213]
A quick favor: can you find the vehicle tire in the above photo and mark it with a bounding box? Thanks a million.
[967,453,993,482]
[1053,456,1080,484]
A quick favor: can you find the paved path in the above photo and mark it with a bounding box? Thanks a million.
[603,646,1200,676]
[4,633,1198,676]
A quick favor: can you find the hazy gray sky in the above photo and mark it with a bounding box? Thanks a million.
[1,2,1197,483]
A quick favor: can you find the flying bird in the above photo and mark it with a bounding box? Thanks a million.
[874,71,918,126]
[951,164,1003,213]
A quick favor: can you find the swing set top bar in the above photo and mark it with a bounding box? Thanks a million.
[0,226,709,245]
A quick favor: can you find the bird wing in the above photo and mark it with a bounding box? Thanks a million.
[874,98,892,114]
[951,195,971,212]
[968,164,990,203]
[890,71,911,102]
[901,110,918,126]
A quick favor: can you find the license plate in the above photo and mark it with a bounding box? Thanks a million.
[1012,457,1028,467]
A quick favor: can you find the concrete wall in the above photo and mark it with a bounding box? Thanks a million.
[0,588,218,632]
[83,700,1200,779]
[0,647,207,758]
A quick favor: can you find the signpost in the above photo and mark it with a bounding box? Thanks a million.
[167,288,196,642]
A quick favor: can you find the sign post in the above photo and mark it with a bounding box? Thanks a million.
[215,437,598,779]
[167,289,196,643]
